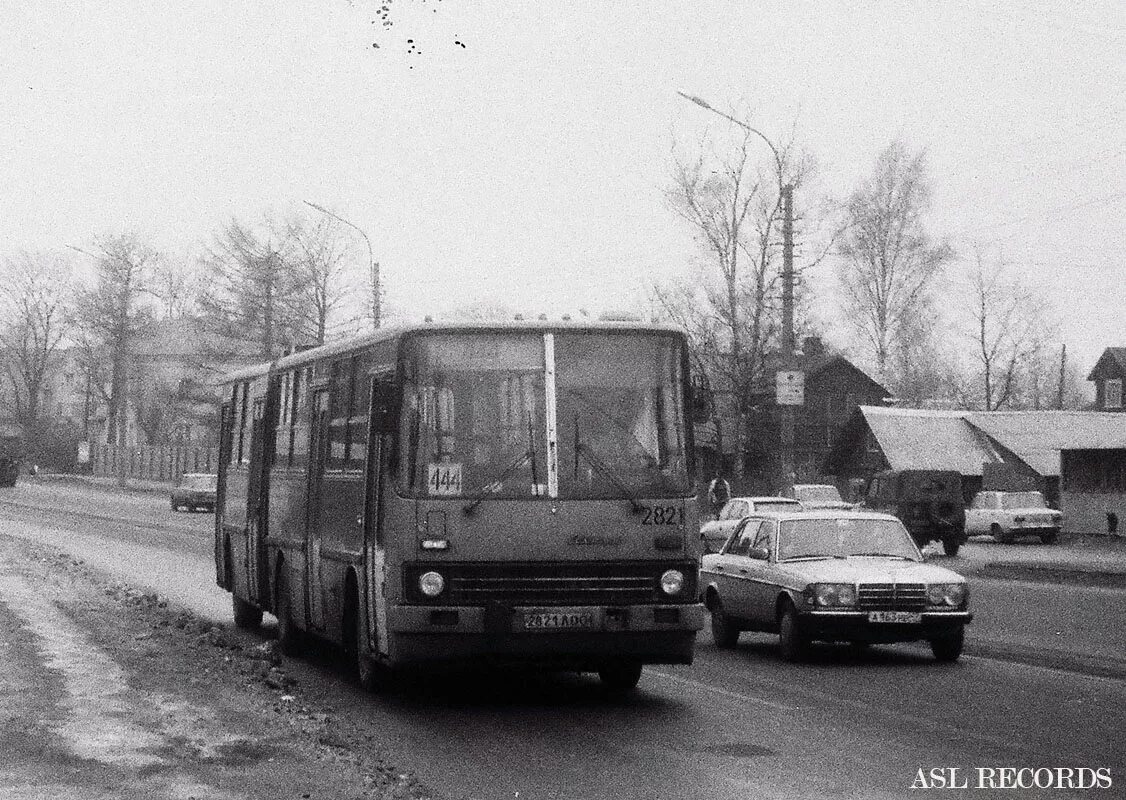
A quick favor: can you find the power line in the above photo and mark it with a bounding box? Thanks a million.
[953,190,1126,240]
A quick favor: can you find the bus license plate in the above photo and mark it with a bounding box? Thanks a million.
[522,610,597,632]
[868,611,922,624]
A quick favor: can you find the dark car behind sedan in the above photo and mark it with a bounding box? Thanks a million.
[171,472,217,512]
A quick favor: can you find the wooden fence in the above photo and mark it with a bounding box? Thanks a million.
[92,443,219,483]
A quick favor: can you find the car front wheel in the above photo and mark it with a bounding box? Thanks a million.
[1041,530,1058,544]
[778,604,809,662]
[710,598,740,649]
[930,625,964,662]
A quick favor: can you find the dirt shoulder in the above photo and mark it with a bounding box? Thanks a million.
[0,534,434,800]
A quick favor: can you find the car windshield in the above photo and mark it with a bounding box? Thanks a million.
[795,486,843,503]
[183,474,216,490]
[1001,492,1047,509]
[754,500,801,512]
[777,518,920,561]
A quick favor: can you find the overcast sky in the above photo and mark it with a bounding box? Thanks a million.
[3,0,1123,374]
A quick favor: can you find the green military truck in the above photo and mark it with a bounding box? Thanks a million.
[863,469,967,556]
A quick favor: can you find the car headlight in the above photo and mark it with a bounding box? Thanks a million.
[812,583,857,607]
[927,582,967,607]
[418,571,445,598]
[659,569,685,597]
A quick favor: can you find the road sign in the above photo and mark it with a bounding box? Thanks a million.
[776,370,805,406]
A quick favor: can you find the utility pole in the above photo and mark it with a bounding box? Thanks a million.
[1057,344,1067,410]
[302,201,380,330]
[778,184,797,498]
[676,91,802,495]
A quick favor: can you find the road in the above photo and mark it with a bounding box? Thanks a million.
[1,479,1123,799]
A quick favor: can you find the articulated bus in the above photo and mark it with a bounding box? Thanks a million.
[215,320,704,690]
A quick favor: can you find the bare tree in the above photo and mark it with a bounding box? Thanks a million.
[837,140,954,387]
[285,213,368,345]
[659,117,816,483]
[199,216,306,359]
[149,258,202,319]
[0,251,73,431]
[954,250,1057,411]
[71,234,159,445]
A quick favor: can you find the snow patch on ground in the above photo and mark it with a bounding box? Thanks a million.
[0,575,165,768]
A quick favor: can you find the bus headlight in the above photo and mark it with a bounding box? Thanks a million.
[419,571,445,598]
[927,583,966,607]
[659,569,685,597]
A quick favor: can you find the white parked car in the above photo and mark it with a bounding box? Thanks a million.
[791,483,857,511]
[965,491,1062,544]
[699,510,972,661]
[700,496,803,554]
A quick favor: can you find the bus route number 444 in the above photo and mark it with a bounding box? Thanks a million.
[427,463,463,496]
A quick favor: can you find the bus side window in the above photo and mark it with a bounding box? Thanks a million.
[328,359,352,471]
[291,368,311,469]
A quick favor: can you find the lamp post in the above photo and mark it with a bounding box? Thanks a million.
[677,91,799,496]
[303,201,381,330]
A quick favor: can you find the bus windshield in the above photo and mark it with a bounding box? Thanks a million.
[555,334,689,498]
[397,331,689,499]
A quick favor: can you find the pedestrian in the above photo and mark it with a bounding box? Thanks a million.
[707,473,730,519]
[1108,510,1119,537]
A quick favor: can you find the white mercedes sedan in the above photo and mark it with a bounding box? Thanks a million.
[700,510,972,662]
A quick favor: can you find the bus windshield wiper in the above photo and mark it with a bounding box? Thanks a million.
[462,448,532,515]
[574,420,643,514]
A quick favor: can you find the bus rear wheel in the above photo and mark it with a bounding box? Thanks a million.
[598,661,642,691]
[274,568,302,656]
[232,595,263,630]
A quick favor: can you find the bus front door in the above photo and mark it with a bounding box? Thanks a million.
[245,397,268,605]
[305,388,331,632]
[363,374,393,657]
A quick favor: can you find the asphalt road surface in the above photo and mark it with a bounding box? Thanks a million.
[1,479,1123,799]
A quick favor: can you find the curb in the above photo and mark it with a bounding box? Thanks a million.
[33,473,172,496]
[966,639,1126,682]
[953,560,1126,590]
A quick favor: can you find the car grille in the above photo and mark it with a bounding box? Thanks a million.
[406,562,695,606]
[857,583,926,612]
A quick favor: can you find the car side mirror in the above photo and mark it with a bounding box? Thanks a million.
[747,546,770,561]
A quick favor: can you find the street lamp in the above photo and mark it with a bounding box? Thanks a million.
[677,90,799,496]
[303,201,381,330]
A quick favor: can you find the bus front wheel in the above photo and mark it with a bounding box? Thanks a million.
[598,661,642,691]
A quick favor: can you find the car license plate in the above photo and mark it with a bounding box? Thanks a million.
[522,610,597,632]
[868,611,922,624]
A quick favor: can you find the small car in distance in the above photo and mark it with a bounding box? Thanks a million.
[965,490,1062,544]
[791,483,856,511]
[699,510,972,662]
[700,496,803,553]
[171,472,217,512]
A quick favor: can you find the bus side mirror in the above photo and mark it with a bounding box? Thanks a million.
[371,379,398,433]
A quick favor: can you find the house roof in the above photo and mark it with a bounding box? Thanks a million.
[1087,347,1126,381]
[860,406,1004,475]
[970,411,1126,473]
[842,406,1126,478]
[753,352,888,396]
